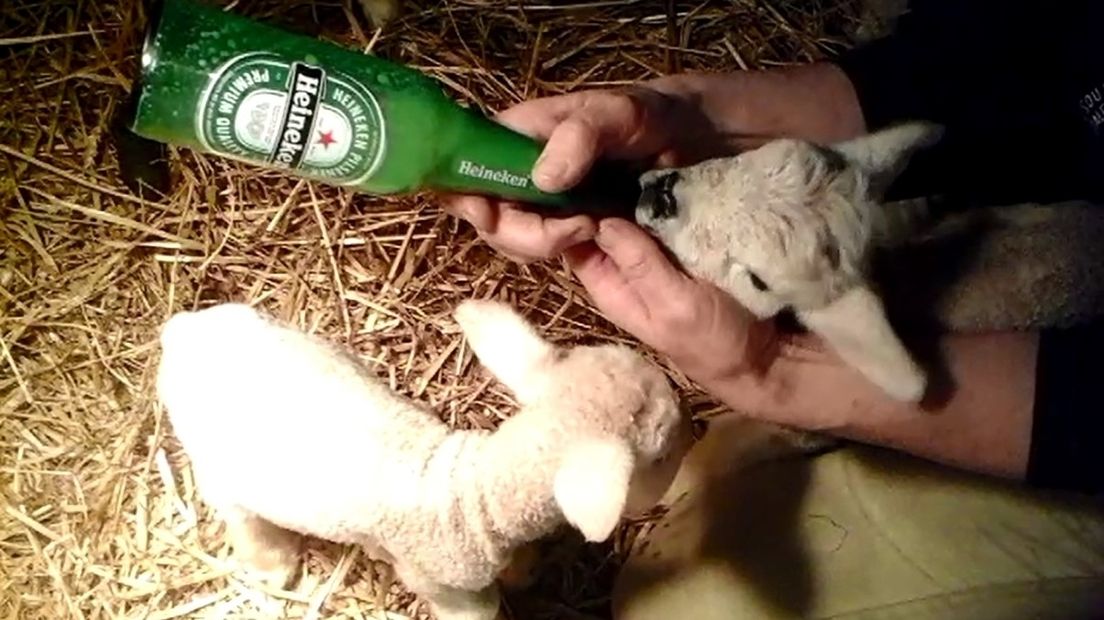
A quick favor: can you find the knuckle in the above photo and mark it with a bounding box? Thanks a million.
[460,205,494,231]
[655,296,700,331]
[557,114,600,146]
[621,255,652,281]
[617,93,649,131]
[579,90,645,130]
[483,235,539,264]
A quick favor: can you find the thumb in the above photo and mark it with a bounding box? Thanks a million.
[533,115,601,192]
[531,90,659,192]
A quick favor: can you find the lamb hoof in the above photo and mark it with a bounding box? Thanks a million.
[237,549,302,590]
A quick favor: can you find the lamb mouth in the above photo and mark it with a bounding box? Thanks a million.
[637,171,680,222]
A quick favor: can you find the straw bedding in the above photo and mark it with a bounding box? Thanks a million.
[1,1,865,618]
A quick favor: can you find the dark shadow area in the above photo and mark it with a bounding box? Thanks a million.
[500,526,623,620]
[696,454,817,616]
[877,200,1104,333]
[612,445,818,619]
[874,201,1104,409]
[873,206,996,410]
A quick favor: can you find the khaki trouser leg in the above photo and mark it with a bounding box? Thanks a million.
[613,414,1104,620]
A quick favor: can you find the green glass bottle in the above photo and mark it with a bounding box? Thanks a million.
[124,0,640,217]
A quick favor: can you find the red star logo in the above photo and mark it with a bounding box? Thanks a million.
[316,130,337,149]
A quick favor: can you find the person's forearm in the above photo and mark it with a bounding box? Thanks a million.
[645,64,866,150]
[696,330,1038,479]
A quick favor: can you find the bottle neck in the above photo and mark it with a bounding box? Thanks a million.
[427,105,642,219]
[559,158,645,220]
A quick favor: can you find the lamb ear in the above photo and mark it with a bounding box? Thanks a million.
[797,285,927,402]
[453,299,555,401]
[554,436,635,542]
[830,122,944,197]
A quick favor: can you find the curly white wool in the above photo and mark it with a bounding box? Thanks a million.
[155,300,690,620]
[636,122,943,402]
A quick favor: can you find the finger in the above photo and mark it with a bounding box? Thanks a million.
[483,207,596,258]
[483,236,537,265]
[440,193,498,231]
[593,218,691,306]
[494,94,583,140]
[564,242,620,292]
[564,242,651,333]
[654,149,682,169]
[531,90,658,191]
[540,213,599,254]
[533,115,602,192]
[439,197,528,262]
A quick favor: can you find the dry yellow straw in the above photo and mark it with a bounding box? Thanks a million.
[0,0,862,617]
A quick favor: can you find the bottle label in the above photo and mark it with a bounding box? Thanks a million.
[196,51,386,185]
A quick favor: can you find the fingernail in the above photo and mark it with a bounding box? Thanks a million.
[451,198,491,231]
[534,155,567,190]
[451,200,473,220]
[598,218,624,235]
[570,219,597,242]
[458,209,482,231]
[595,219,620,250]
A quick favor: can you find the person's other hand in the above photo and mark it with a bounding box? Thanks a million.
[565,218,777,384]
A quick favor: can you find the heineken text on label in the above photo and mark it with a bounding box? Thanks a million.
[197,52,386,185]
[456,161,530,189]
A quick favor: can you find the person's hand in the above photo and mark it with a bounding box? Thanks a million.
[442,63,865,263]
[564,218,777,384]
[441,85,685,263]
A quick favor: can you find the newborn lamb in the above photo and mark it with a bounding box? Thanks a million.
[155,300,691,620]
[635,122,943,402]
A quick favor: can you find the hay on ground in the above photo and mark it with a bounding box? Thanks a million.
[0,1,863,618]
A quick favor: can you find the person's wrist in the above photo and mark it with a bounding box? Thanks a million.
[666,315,778,388]
[677,352,784,426]
[763,63,866,141]
[642,74,739,162]
[670,351,746,388]
[619,83,683,146]
[792,62,867,139]
[675,328,856,430]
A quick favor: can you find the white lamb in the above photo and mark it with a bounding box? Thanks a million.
[155,300,691,620]
[634,122,944,403]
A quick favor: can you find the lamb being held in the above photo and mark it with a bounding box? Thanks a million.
[155,300,692,620]
[634,122,944,403]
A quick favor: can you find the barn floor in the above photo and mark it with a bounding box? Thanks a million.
[1,1,862,618]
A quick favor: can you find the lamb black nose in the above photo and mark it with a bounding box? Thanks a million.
[638,171,680,220]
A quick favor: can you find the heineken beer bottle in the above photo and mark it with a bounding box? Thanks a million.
[124,0,640,217]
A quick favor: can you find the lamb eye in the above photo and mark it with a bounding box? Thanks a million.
[748,271,769,292]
